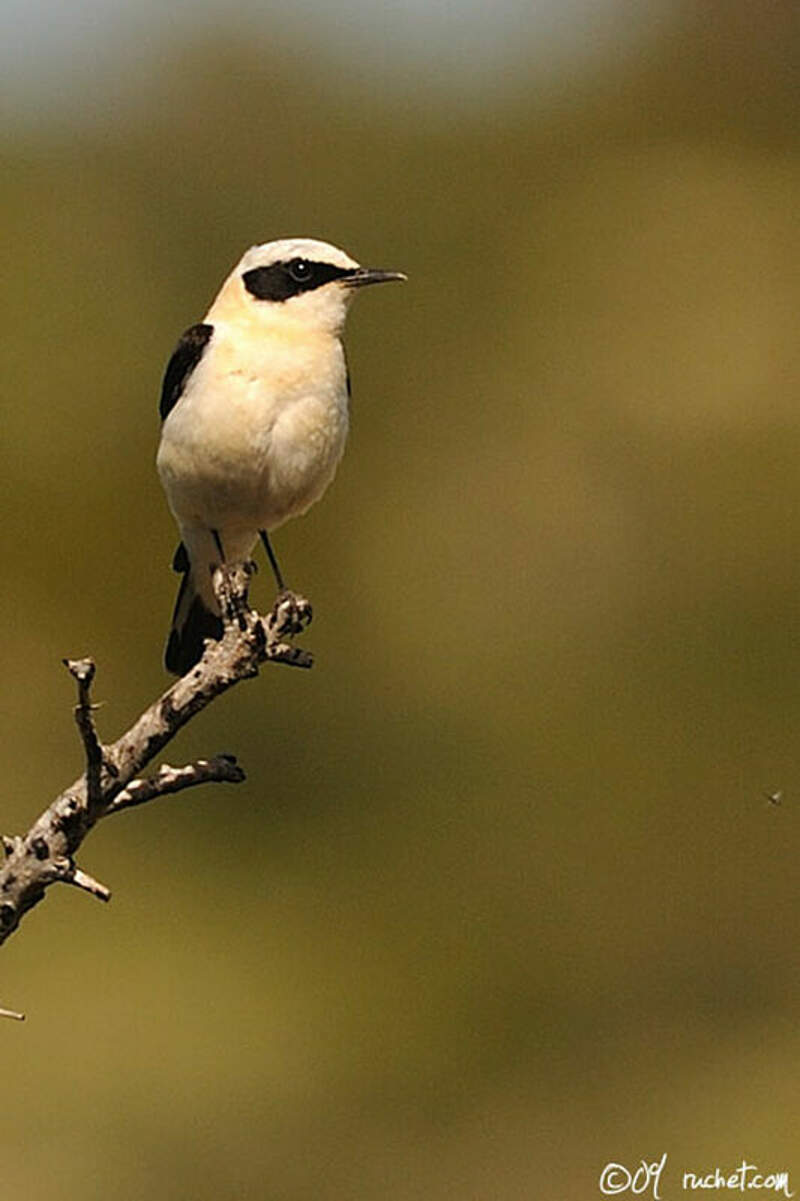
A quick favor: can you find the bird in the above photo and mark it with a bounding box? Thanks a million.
[156,237,406,675]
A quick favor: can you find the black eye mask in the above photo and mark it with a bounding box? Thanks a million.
[242,259,356,302]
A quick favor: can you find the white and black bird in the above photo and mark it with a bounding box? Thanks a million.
[156,237,406,674]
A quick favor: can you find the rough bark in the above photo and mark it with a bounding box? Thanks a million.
[0,564,313,1017]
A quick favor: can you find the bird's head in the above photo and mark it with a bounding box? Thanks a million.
[208,238,406,336]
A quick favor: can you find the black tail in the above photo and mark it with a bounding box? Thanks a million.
[165,544,223,675]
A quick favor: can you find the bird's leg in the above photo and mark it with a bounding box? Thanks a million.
[260,530,313,637]
[259,529,285,590]
[211,529,226,562]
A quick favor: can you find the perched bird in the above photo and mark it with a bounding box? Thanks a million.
[156,237,406,674]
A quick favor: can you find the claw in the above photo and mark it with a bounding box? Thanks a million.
[212,563,253,629]
[270,590,313,638]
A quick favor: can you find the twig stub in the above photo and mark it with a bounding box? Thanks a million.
[0,566,313,962]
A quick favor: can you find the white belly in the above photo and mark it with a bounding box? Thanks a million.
[157,327,350,541]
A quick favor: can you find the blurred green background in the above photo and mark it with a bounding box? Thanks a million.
[1,1,800,1196]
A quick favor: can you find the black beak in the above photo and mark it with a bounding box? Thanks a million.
[345,267,407,288]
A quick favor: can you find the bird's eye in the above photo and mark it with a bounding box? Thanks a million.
[288,258,312,282]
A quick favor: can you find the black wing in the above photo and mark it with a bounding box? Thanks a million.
[172,541,189,573]
[159,323,214,421]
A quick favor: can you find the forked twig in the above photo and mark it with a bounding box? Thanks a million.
[0,566,314,1018]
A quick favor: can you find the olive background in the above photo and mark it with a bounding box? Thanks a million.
[1,3,799,1196]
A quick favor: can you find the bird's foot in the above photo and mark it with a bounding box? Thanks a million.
[268,589,313,639]
[212,561,256,632]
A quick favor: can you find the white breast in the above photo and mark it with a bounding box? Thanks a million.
[157,320,350,536]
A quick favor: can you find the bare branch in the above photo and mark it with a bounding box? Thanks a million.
[62,866,112,903]
[108,754,246,816]
[63,657,106,807]
[0,566,313,955]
